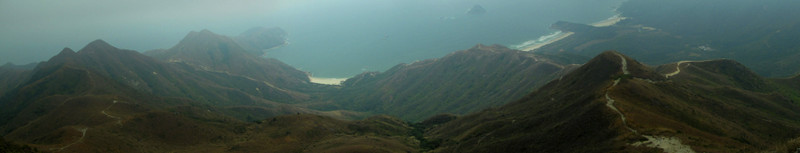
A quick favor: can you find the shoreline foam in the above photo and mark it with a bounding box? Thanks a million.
[590,14,627,27]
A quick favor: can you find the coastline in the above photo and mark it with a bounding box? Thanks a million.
[516,14,626,52]
[309,76,348,85]
[520,32,574,51]
[260,41,290,57]
[590,14,627,27]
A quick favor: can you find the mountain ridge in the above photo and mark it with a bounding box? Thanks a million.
[2,21,800,152]
[147,30,311,91]
[325,44,576,121]
[16,39,323,121]
[0,39,413,152]
[425,51,800,152]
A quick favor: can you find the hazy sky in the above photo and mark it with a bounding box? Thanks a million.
[0,0,619,70]
[0,0,494,65]
[0,0,293,64]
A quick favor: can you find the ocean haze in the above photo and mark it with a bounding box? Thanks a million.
[0,0,623,78]
[0,0,287,65]
[268,0,624,77]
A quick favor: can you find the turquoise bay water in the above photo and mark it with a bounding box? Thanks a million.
[264,0,625,78]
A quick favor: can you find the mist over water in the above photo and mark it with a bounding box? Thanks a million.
[267,0,624,78]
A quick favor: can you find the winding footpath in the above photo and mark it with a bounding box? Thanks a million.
[609,53,696,153]
[53,127,88,152]
[101,100,123,125]
[664,61,690,78]
[606,53,637,134]
[664,60,715,78]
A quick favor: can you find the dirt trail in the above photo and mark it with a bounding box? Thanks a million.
[101,100,123,125]
[611,53,696,153]
[53,127,88,152]
[664,61,690,78]
[664,60,714,78]
[606,53,636,134]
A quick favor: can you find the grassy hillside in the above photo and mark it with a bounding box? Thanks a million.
[324,44,575,121]
[0,63,33,96]
[27,40,324,122]
[0,53,417,152]
[425,51,800,152]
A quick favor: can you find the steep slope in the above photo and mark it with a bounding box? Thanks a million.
[772,75,800,103]
[13,40,320,121]
[221,114,417,153]
[610,59,800,152]
[0,59,218,150]
[426,51,800,152]
[0,63,34,96]
[0,68,413,152]
[0,41,416,153]
[327,44,576,121]
[38,41,182,95]
[0,137,38,152]
[655,59,769,91]
[146,30,310,90]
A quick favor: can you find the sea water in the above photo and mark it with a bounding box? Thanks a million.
[263,0,625,78]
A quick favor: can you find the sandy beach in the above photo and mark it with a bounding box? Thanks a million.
[521,32,574,51]
[309,76,348,85]
[518,14,626,52]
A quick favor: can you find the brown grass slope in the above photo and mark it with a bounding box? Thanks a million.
[771,75,800,104]
[0,63,157,134]
[0,63,34,96]
[427,51,800,152]
[655,59,770,92]
[329,44,574,121]
[0,61,233,152]
[225,114,417,153]
[0,59,415,152]
[624,59,800,152]
[34,40,316,120]
[0,137,38,153]
[426,51,648,152]
[41,40,298,104]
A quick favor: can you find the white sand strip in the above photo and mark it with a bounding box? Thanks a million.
[309,76,348,85]
[522,32,574,51]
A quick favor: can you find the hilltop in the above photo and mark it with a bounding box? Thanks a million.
[323,44,576,121]
[424,51,800,152]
